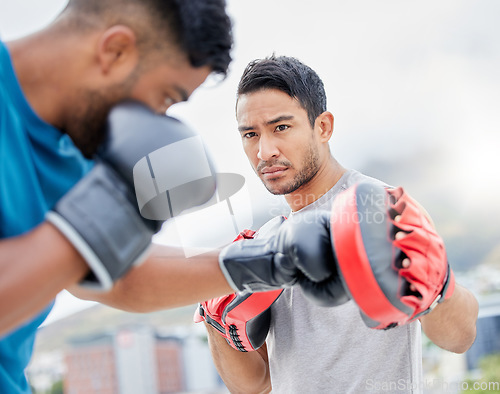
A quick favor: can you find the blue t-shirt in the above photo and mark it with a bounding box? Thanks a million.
[0,41,92,393]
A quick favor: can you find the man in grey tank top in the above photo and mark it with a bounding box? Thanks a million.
[201,56,478,393]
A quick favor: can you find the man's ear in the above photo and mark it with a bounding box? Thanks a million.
[96,25,139,79]
[316,111,334,142]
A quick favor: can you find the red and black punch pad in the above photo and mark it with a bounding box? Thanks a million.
[329,182,454,329]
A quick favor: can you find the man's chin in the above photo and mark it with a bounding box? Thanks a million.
[264,178,306,196]
[263,181,287,196]
[81,143,102,159]
[71,138,102,159]
[67,124,107,159]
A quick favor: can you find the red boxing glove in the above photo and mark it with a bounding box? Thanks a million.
[193,294,235,336]
[194,289,283,351]
[331,182,455,329]
[195,228,283,351]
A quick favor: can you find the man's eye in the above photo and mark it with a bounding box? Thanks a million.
[275,125,289,132]
[243,132,257,139]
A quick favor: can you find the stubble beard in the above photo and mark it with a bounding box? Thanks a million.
[64,71,139,159]
[261,143,321,196]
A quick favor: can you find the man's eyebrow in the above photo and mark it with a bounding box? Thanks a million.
[266,115,294,125]
[238,124,254,132]
[238,115,295,133]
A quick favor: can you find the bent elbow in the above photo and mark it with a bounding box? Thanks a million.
[458,327,477,354]
[447,325,477,354]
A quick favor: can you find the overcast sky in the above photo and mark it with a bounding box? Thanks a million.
[1,0,499,324]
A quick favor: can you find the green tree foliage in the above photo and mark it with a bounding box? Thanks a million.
[50,380,64,394]
[464,354,500,393]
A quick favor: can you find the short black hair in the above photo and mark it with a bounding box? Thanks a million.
[63,0,233,76]
[168,0,233,76]
[237,55,327,127]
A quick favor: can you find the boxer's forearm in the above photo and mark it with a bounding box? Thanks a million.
[420,284,478,353]
[0,222,88,336]
[69,244,235,312]
[205,323,272,394]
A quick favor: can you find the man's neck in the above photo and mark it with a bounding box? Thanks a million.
[7,31,79,129]
[285,155,346,212]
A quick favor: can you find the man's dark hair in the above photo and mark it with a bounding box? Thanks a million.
[168,0,233,76]
[63,0,233,76]
[237,55,327,127]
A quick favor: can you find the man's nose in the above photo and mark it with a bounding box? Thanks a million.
[257,134,279,161]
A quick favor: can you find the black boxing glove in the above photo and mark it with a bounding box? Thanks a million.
[219,210,350,307]
[46,100,216,290]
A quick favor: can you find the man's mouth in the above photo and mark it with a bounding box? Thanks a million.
[261,166,287,179]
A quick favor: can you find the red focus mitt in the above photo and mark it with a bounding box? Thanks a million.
[195,228,283,351]
[331,182,455,329]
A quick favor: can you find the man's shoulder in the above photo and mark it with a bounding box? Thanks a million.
[342,169,390,189]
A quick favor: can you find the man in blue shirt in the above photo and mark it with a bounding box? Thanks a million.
[0,1,234,392]
[0,39,93,390]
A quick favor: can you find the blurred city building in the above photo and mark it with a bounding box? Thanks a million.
[465,295,500,371]
[27,305,228,394]
[60,325,224,393]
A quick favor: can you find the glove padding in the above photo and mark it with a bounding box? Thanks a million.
[196,228,283,352]
[331,182,455,329]
[47,101,216,290]
[194,289,283,352]
[219,210,349,310]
